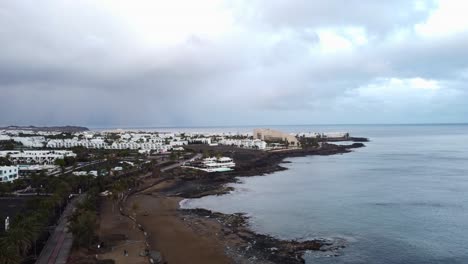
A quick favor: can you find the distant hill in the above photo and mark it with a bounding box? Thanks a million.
[0,125,89,133]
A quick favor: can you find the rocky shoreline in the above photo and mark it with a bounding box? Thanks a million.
[160,142,366,199]
[181,208,347,264]
[151,141,366,263]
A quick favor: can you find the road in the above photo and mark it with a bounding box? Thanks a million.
[36,195,83,264]
[160,153,201,172]
[48,159,106,176]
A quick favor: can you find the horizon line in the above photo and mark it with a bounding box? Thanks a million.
[86,122,468,129]
[2,122,468,130]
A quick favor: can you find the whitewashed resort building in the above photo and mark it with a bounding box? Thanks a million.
[0,150,76,165]
[0,166,19,182]
[183,157,235,173]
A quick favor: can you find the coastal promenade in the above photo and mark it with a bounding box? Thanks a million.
[36,195,83,264]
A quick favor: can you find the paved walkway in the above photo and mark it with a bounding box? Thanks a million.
[36,195,83,264]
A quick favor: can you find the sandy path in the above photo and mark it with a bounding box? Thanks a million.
[128,193,232,264]
[97,198,148,264]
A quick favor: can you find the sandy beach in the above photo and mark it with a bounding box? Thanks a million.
[127,193,231,264]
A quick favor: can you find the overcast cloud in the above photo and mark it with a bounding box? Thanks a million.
[0,0,467,127]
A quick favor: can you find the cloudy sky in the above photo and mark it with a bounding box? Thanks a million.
[1,0,467,127]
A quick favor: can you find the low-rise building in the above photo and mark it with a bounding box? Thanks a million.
[0,135,11,141]
[182,157,235,173]
[0,150,76,165]
[219,138,267,150]
[172,146,185,151]
[72,171,89,176]
[12,136,46,148]
[88,171,98,177]
[47,139,107,149]
[18,164,56,176]
[189,137,211,144]
[169,140,188,147]
[0,166,19,182]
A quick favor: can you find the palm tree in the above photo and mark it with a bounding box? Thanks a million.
[0,245,20,264]
[52,181,71,214]
[111,181,125,202]
[110,190,119,213]
[68,210,97,249]
[169,152,177,161]
[54,159,66,173]
[10,216,41,258]
[39,198,55,216]
[0,227,34,256]
[49,193,63,216]
[152,167,161,178]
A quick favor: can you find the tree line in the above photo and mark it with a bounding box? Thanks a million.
[0,173,97,264]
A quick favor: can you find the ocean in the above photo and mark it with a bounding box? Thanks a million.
[182,124,468,264]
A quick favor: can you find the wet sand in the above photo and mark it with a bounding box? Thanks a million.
[97,199,148,264]
[128,187,232,264]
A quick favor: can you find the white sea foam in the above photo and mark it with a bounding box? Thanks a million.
[178,198,192,209]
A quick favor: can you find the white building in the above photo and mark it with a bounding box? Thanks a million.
[0,150,76,165]
[72,170,98,176]
[72,171,88,176]
[189,137,212,144]
[0,135,11,141]
[18,164,56,176]
[183,157,235,173]
[47,139,107,149]
[138,149,151,155]
[88,170,98,177]
[219,139,267,150]
[169,140,188,147]
[0,166,19,182]
[12,136,45,148]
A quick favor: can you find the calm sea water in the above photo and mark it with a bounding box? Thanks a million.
[182,124,468,264]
